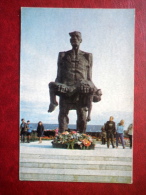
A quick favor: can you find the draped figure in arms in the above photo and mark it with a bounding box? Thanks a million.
[48,31,102,133]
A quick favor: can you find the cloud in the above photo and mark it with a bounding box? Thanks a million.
[20,42,59,103]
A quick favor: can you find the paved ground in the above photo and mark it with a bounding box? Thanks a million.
[20,140,132,158]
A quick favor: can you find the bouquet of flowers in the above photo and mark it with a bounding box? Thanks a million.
[52,131,96,149]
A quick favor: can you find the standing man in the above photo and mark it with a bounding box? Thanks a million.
[20,118,27,143]
[105,116,116,148]
[48,31,102,133]
[127,123,133,149]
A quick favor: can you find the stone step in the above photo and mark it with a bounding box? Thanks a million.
[19,141,132,183]
[20,158,132,171]
[20,153,132,162]
[19,167,132,183]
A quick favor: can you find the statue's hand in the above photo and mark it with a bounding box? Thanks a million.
[57,84,69,93]
[80,84,95,94]
[79,80,94,94]
[80,85,90,93]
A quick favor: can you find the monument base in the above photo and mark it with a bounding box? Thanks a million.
[52,142,95,150]
[51,131,96,150]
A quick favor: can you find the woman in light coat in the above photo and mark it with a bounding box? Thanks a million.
[116,120,125,149]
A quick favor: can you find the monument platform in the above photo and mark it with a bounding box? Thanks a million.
[19,140,132,183]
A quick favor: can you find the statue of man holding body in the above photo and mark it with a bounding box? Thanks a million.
[48,31,102,133]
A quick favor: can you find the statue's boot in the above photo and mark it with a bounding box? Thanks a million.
[48,102,58,112]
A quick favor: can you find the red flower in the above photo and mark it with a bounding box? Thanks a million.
[82,139,91,146]
[71,131,77,134]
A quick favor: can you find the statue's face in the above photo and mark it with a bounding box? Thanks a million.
[70,34,82,47]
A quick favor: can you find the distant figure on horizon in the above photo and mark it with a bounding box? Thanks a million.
[105,116,116,148]
[116,120,125,149]
[37,121,44,144]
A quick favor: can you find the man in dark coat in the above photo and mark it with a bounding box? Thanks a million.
[105,116,116,148]
[48,31,102,133]
[20,118,27,143]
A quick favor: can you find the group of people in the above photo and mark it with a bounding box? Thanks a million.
[20,117,133,148]
[101,116,133,149]
[20,119,44,143]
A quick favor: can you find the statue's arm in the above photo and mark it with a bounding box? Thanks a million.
[54,52,69,93]
[55,52,64,83]
[87,53,93,81]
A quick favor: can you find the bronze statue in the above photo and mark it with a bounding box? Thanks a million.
[48,31,102,133]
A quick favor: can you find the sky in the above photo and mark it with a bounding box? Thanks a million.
[20,8,135,129]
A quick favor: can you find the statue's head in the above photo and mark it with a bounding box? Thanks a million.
[69,31,82,47]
